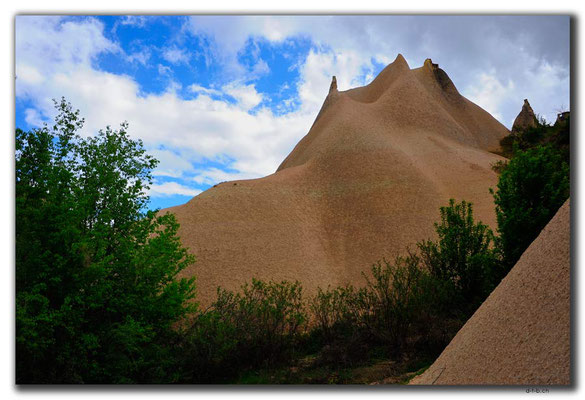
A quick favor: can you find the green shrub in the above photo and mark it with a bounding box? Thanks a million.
[360,255,457,354]
[491,145,569,274]
[490,159,509,174]
[310,253,457,361]
[310,285,362,344]
[418,199,498,313]
[179,279,307,382]
[214,279,306,362]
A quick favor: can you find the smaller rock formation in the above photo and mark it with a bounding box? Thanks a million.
[511,99,538,132]
[424,58,439,70]
[311,76,340,126]
[555,111,570,126]
[329,75,338,93]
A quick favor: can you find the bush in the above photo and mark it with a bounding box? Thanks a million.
[491,145,569,274]
[179,279,307,382]
[310,253,457,361]
[310,285,363,342]
[15,99,196,383]
[215,279,306,362]
[309,284,371,366]
[364,255,459,355]
[490,159,508,174]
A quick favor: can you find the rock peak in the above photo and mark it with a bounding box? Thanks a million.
[424,58,439,70]
[329,76,337,93]
[512,99,538,132]
[392,53,410,69]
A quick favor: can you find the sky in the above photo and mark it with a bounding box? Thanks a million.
[14,15,571,210]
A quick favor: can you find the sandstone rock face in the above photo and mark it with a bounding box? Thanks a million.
[511,99,538,132]
[164,54,509,305]
[555,111,570,126]
[410,200,570,385]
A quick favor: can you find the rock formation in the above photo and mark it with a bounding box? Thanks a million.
[163,55,509,305]
[511,99,538,132]
[410,200,570,385]
[555,111,570,126]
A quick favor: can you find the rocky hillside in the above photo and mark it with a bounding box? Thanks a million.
[163,55,509,305]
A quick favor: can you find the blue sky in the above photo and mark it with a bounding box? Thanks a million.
[15,15,570,210]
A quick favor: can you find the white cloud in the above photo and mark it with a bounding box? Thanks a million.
[148,182,202,198]
[192,167,260,185]
[24,108,46,127]
[296,48,375,111]
[183,15,569,128]
[15,17,317,193]
[17,65,44,85]
[149,149,195,178]
[188,84,223,97]
[162,46,190,65]
[15,16,119,102]
[222,83,264,110]
[119,16,148,28]
[463,59,570,127]
[126,48,151,66]
[157,64,172,76]
[464,72,516,122]
[15,15,570,198]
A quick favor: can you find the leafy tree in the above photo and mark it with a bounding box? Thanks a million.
[418,199,498,312]
[16,99,196,383]
[491,145,569,274]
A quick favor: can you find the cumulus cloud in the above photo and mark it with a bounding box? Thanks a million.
[15,16,317,192]
[15,15,570,201]
[184,15,570,126]
[222,83,264,110]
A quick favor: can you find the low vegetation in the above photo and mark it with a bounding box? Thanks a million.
[177,279,306,383]
[15,100,570,383]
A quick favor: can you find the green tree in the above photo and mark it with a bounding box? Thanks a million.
[491,145,569,274]
[16,99,196,383]
[418,199,498,312]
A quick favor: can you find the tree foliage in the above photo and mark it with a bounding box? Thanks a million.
[16,99,196,383]
[417,199,498,311]
[491,145,570,272]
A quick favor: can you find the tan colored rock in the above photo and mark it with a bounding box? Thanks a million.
[164,54,509,306]
[555,111,570,126]
[511,99,538,132]
[329,75,338,93]
[410,200,570,385]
